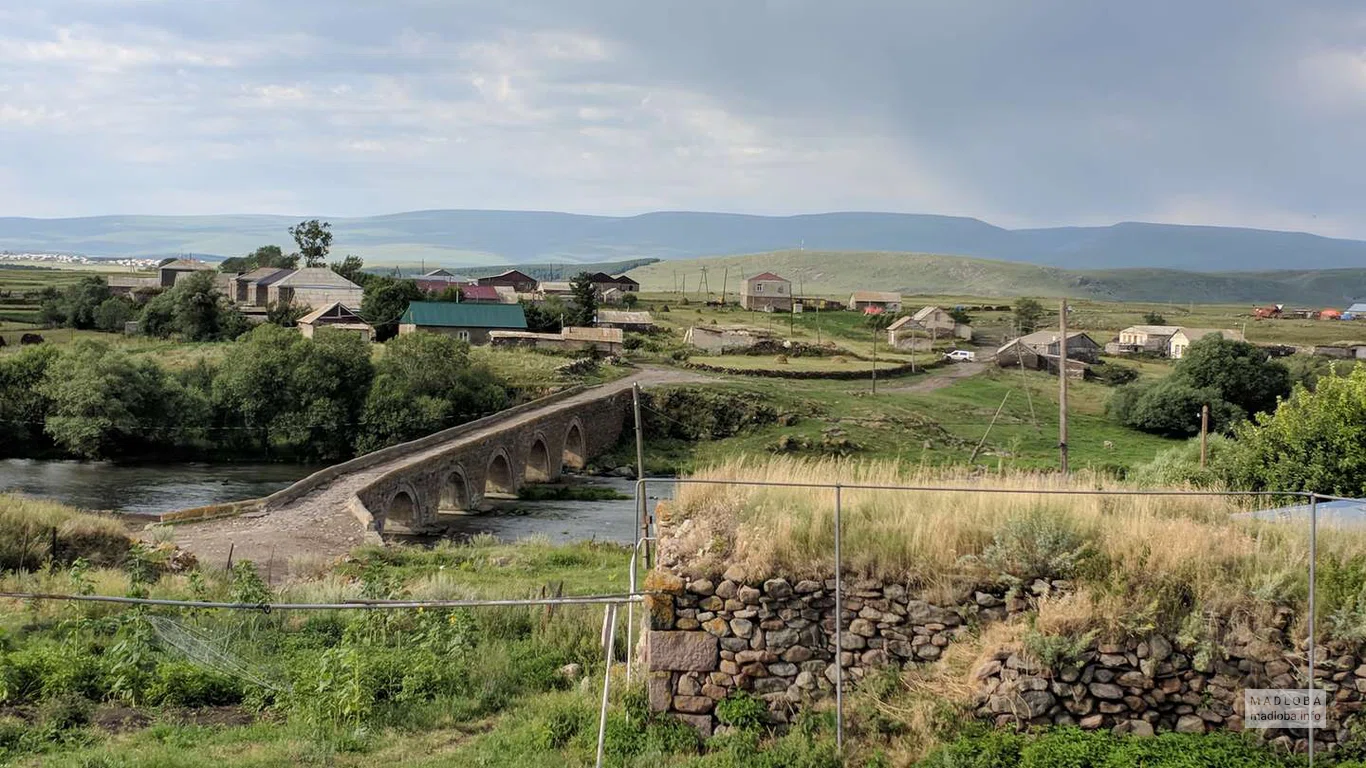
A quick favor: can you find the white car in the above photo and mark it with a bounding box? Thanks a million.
[943,349,976,362]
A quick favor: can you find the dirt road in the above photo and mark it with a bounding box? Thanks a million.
[877,361,988,394]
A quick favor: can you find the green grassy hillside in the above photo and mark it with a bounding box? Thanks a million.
[624,250,1366,305]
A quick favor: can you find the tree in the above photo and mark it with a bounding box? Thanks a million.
[1222,367,1366,495]
[40,341,203,459]
[0,344,59,456]
[40,276,113,330]
[568,272,598,327]
[330,254,366,284]
[93,296,135,332]
[356,331,506,452]
[360,277,424,341]
[1014,298,1046,334]
[290,220,333,268]
[266,298,310,328]
[948,307,971,326]
[863,310,896,330]
[1142,311,1167,325]
[622,292,639,309]
[1107,335,1291,437]
[1169,336,1289,419]
[219,245,295,273]
[139,271,248,341]
[522,298,565,333]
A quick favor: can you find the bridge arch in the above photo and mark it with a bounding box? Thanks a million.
[438,466,470,512]
[485,449,516,497]
[381,484,421,532]
[563,418,586,470]
[526,432,553,483]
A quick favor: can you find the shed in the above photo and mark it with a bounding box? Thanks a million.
[848,291,902,313]
[886,316,930,350]
[398,301,527,344]
[157,258,215,287]
[1012,330,1102,363]
[489,326,622,354]
[297,302,374,342]
[476,269,538,293]
[596,310,655,332]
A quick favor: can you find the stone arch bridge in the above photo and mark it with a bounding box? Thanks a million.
[168,373,697,571]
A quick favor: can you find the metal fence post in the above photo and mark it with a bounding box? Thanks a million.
[596,603,619,768]
[834,483,844,754]
[1309,492,1318,766]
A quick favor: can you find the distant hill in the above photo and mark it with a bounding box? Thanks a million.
[623,251,1366,305]
[366,258,660,281]
[3,210,1366,271]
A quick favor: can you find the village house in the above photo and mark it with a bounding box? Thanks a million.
[476,269,538,293]
[537,281,574,298]
[1312,344,1366,360]
[1346,303,1366,319]
[397,301,527,344]
[297,302,374,342]
[1168,328,1243,359]
[794,297,845,312]
[848,291,902,313]
[740,272,792,312]
[458,285,503,303]
[911,306,973,340]
[489,326,623,355]
[601,287,625,305]
[1009,330,1102,363]
[1114,325,1182,354]
[414,268,475,295]
[885,316,930,350]
[230,267,292,306]
[158,258,215,287]
[266,268,364,309]
[995,338,1091,378]
[596,310,655,333]
[107,274,161,298]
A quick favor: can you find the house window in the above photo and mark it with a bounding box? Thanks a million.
[755,284,763,293]
[456,330,471,341]
[778,285,786,294]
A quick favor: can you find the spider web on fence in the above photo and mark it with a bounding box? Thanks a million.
[145,614,291,694]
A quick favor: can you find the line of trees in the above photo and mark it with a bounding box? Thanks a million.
[0,325,507,463]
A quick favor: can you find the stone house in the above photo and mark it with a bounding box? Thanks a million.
[740,272,792,312]
[596,310,655,333]
[266,268,363,310]
[297,302,374,342]
[1115,325,1182,354]
[912,306,973,341]
[848,291,902,313]
[397,301,527,344]
[1011,330,1102,363]
[885,316,930,350]
[158,258,215,287]
[684,325,771,353]
[231,267,292,306]
[1168,328,1243,359]
[489,326,623,354]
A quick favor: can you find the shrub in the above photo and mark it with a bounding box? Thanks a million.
[974,510,1096,581]
[1092,363,1138,387]
[145,661,244,707]
[920,728,1024,768]
[1019,727,1112,767]
[715,690,768,730]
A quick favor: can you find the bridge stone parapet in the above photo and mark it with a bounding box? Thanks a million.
[354,387,633,533]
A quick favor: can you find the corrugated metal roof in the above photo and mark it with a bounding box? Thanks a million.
[297,302,366,325]
[160,258,214,270]
[1121,325,1182,335]
[400,301,527,329]
[1348,303,1366,314]
[563,326,623,343]
[597,310,654,326]
[747,272,787,283]
[236,267,288,283]
[273,267,362,289]
[886,316,921,331]
[1016,330,1097,347]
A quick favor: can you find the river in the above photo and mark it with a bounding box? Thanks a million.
[0,459,315,517]
[0,459,674,545]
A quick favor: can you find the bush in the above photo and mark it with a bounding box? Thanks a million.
[1092,363,1138,387]
[1019,727,1111,767]
[715,690,768,730]
[1127,435,1234,489]
[974,510,1096,581]
[145,661,244,707]
[920,728,1024,768]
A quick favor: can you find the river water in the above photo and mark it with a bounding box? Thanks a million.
[0,459,673,545]
[0,459,314,517]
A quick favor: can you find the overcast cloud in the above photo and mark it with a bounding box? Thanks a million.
[1,1,1364,236]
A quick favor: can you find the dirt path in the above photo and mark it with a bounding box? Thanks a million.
[168,366,710,578]
[877,361,988,394]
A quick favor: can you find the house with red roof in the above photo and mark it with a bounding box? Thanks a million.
[741,271,792,312]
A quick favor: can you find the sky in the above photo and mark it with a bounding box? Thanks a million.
[1,1,1365,237]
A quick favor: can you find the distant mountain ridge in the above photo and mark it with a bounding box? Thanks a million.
[1,210,1364,271]
[623,250,1366,305]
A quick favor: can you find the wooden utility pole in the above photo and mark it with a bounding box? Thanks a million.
[1058,298,1069,474]
[632,383,649,567]
[871,322,879,394]
[1199,403,1210,468]
[721,267,729,306]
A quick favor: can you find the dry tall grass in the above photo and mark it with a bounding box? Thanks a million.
[0,493,130,569]
[662,457,1356,634]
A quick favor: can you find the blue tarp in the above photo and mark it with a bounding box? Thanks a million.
[1232,499,1366,528]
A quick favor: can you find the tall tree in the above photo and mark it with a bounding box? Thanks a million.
[569,271,598,327]
[360,277,424,341]
[1013,298,1046,334]
[219,245,295,273]
[290,220,333,268]
[330,254,366,284]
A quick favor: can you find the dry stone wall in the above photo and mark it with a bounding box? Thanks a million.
[643,568,1360,753]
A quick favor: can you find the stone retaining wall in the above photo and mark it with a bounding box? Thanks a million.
[643,569,1358,752]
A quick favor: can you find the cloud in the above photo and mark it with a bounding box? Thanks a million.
[0,0,1363,241]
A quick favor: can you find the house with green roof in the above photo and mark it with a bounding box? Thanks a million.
[397,301,527,345]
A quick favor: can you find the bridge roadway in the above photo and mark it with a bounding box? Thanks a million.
[169,368,703,576]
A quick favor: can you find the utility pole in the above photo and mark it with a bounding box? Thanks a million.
[632,383,649,567]
[721,267,729,306]
[1199,403,1210,468]
[871,321,879,394]
[1058,298,1069,474]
